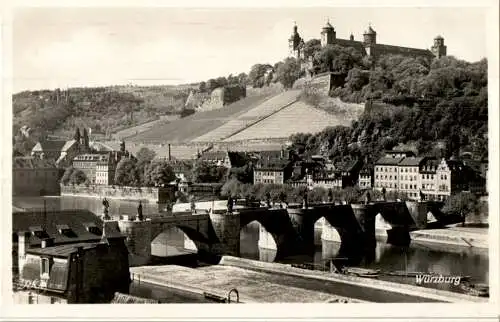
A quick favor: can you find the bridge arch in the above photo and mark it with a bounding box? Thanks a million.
[150,223,211,258]
[239,209,299,261]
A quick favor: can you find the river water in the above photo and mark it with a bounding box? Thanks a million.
[14,196,489,294]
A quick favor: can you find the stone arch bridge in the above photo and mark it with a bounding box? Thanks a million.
[116,201,455,266]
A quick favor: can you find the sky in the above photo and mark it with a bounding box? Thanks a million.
[12,7,489,93]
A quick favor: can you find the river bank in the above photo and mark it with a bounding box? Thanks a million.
[409,226,488,249]
[130,257,486,303]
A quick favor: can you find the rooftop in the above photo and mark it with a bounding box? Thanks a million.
[13,209,110,246]
[375,156,405,166]
[26,241,101,258]
[398,157,426,167]
[32,140,67,152]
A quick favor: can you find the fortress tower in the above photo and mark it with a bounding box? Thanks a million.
[431,35,447,59]
[320,20,336,47]
[363,24,377,56]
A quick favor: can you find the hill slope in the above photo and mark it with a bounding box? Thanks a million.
[127,90,280,143]
[223,100,361,142]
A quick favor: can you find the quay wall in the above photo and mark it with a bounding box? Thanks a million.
[60,184,176,203]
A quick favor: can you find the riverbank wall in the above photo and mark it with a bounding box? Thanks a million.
[60,184,176,203]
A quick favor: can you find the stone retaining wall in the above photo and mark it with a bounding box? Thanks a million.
[60,184,175,203]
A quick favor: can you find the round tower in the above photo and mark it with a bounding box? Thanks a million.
[431,35,447,59]
[363,24,377,46]
[321,19,336,47]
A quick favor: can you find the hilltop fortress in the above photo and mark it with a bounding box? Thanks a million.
[289,21,447,78]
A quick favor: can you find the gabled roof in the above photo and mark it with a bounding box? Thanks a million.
[32,140,67,152]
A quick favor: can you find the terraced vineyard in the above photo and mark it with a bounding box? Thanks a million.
[224,101,356,142]
[127,92,276,143]
[192,90,301,142]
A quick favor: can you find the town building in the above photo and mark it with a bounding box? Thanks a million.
[398,157,426,200]
[12,157,62,196]
[95,153,121,185]
[13,209,130,304]
[55,139,80,168]
[358,166,373,190]
[73,153,120,185]
[31,140,69,161]
[198,151,232,168]
[374,156,405,192]
[419,158,439,200]
[254,160,293,185]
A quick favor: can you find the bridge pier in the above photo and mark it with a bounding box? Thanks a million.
[209,212,241,257]
[118,216,152,266]
[351,204,376,263]
[287,208,316,253]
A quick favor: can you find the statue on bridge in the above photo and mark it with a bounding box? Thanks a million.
[327,189,334,203]
[227,195,234,214]
[364,191,371,205]
[265,192,271,208]
[302,190,309,209]
[419,190,425,201]
[136,201,143,221]
[381,187,387,201]
[190,196,197,214]
[102,197,110,220]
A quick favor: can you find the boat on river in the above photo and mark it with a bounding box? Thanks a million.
[342,267,380,278]
[459,281,489,297]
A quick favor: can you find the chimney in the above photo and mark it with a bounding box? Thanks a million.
[41,238,54,248]
[168,144,171,161]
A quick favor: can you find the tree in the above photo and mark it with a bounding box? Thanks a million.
[136,147,156,165]
[221,178,243,198]
[303,39,322,59]
[276,58,302,89]
[143,161,176,187]
[191,161,228,183]
[114,157,141,186]
[248,64,273,88]
[82,128,89,147]
[442,192,479,226]
[69,169,87,185]
[198,81,207,92]
[74,128,81,142]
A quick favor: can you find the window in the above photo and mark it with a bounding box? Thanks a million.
[41,258,50,276]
